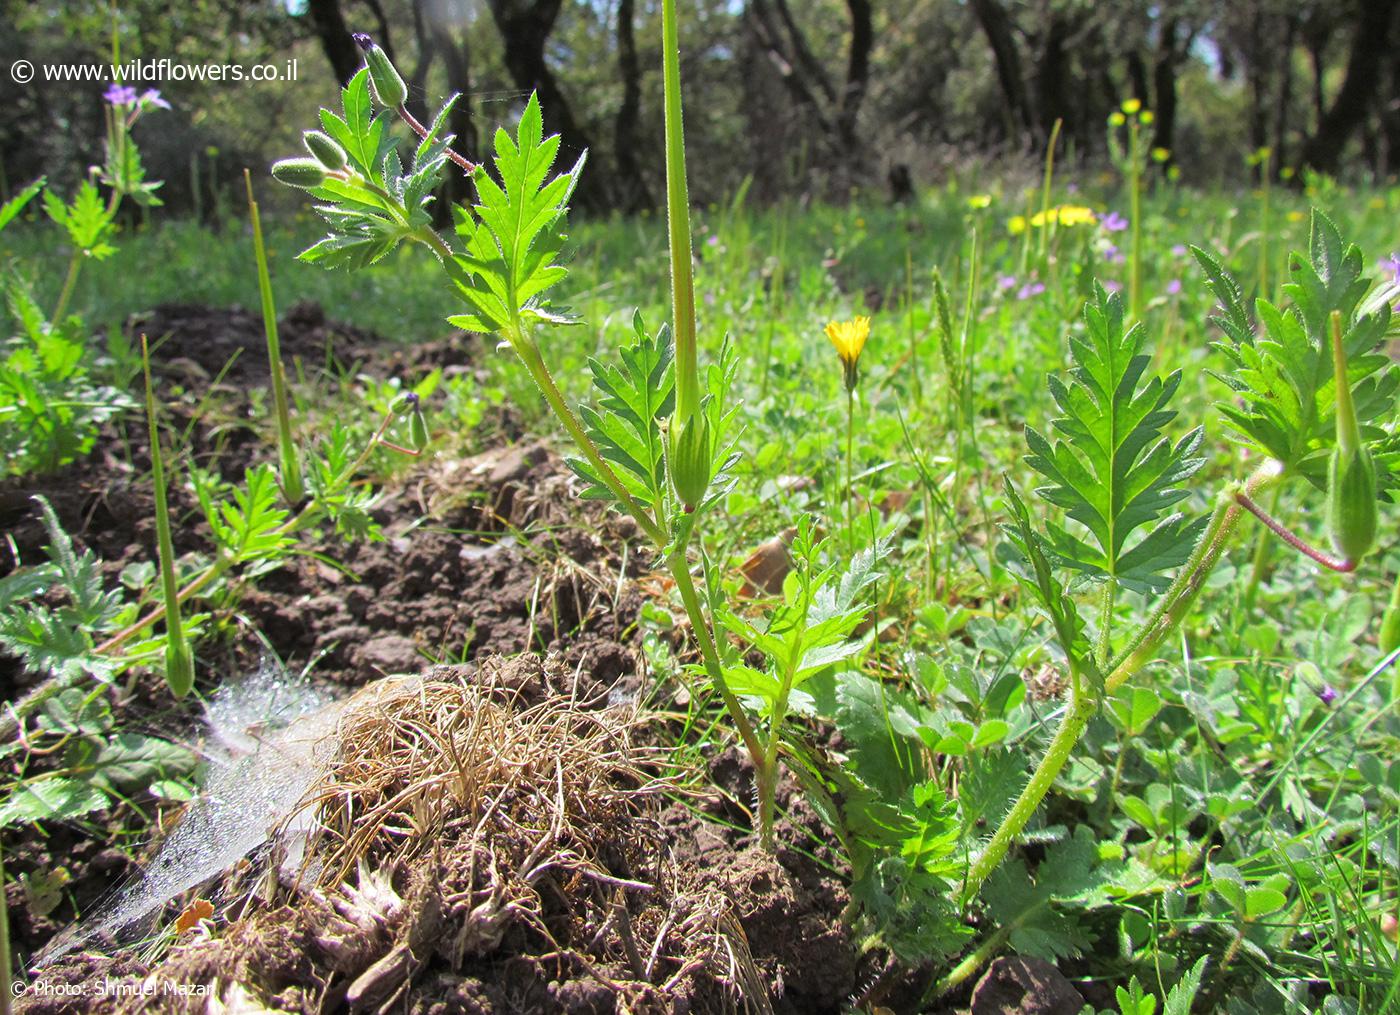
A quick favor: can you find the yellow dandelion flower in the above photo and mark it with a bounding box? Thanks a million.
[825,316,871,391]
[1009,215,1028,235]
[1121,98,1142,115]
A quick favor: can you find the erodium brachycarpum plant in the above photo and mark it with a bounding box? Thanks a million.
[965,210,1400,922]
[271,10,885,849]
[0,86,171,478]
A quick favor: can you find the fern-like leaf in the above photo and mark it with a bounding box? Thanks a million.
[1195,211,1398,486]
[1023,283,1205,594]
[569,312,675,508]
[447,93,584,335]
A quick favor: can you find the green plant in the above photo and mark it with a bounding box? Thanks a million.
[0,183,136,477]
[933,211,1399,991]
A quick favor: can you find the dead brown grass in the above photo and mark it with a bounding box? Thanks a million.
[136,658,769,1014]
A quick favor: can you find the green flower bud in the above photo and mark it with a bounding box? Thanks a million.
[669,414,712,512]
[271,157,327,190]
[303,130,348,172]
[1326,443,1378,564]
[354,33,408,108]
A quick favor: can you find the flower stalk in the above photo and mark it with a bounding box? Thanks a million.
[661,0,699,426]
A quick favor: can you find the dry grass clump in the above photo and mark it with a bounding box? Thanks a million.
[138,657,767,1014]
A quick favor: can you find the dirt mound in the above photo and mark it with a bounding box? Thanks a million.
[22,661,766,1014]
[3,302,866,1015]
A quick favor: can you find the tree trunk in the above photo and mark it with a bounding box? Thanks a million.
[614,0,651,211]
[837,0,874,151]
[484,0,607,209]
[1037,12,1073,144]
[1151,17,1182,157]
[1302,0,1398,173]
[1273,16,1298,167]
[970,0,1033,144]
[306,0,360,84]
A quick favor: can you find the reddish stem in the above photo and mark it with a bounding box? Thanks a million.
[397,104,478,175]
[1234,491,1356,573]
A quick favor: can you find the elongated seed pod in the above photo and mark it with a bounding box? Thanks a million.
[409,406,429,453]
[1325,310,1377,565]
[1326,445,1378,563]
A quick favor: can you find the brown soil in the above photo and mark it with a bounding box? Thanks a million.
[2,304,865,1014]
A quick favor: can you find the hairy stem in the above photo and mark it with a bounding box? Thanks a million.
[509,333,665,546]
[1234,491,1356,573]
[664,539,765,776]
[396,104,478,175]
[845,387,855,556]
[930,916,1016,999]
[51,253,82,323]
[960,464,1284,908]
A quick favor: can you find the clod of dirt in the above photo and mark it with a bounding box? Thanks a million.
[26,658,768,1014]
[969,955,1086,1015]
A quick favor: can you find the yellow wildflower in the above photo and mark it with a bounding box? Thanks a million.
[1139,110,1154,126]
[1121,98,1142,115]
[1054,204,1096,227]
[1008,215,1028,235]
[825,316,871,392]
[1025,204,1097,229]
[1108,111,1126,127]
[968,194,992,209]
[1151,147,1170,163]
[1287,210,1306,223]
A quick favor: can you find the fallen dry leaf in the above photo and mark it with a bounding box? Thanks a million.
[174,898,214,935]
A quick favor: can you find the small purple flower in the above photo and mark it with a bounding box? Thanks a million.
[104,83,138,106]
[1316,684,1339,706]
[1104,245,1125,265]
[1016,281,1046,300]
[706,234,721,248]
[997,274,1017,291]
[1166,279,1183,296]
[1103,280,1123,294]
[1384,253,1400,284]
[1171,244,1188,258]
[139,89,171,110]
[1102,211,1129,233]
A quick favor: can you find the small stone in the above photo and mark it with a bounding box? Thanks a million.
[970,956,1085,1015]
[355,634,421,676]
